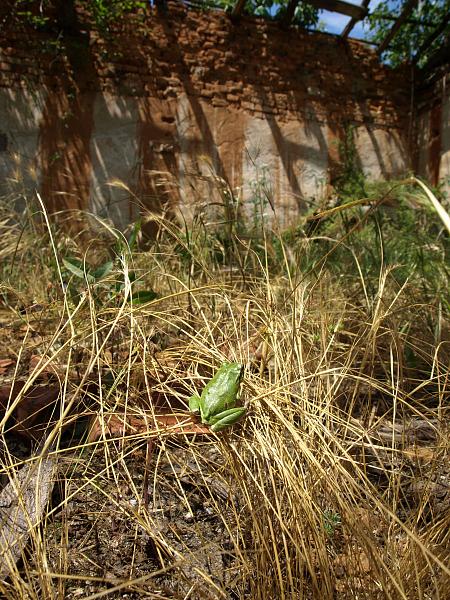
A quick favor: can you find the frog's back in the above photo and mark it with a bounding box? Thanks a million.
[201,363,242,420]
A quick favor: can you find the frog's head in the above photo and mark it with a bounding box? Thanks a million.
[223,362,243,382]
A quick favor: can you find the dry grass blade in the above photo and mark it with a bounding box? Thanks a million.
[0,181,448,598]
[411,176,450,234]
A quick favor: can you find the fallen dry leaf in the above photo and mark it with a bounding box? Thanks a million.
[88,412,211,442]
[29,355,62,380]
[0,359,14,375]
[0,383,61,441]
[403,446,437,464]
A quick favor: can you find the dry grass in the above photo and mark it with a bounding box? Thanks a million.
[0,180,449,599]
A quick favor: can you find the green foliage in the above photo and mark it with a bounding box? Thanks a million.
[333,126,366,200]
[366,0,450,67]
[63,221,157,306]
[322,510,341,538]
[14,5,50,29]
[299,180,449,306]
[277,0,318,28]
[129,289,158,304]
[203,0,319,28]
[11,0,318,32]
[80,0,146,30]
[63,257,113,284]
[9,0,146,32]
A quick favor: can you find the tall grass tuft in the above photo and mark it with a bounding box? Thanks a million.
[0,177,448,599]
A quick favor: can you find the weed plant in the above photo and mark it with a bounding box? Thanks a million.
[0,177,449,599]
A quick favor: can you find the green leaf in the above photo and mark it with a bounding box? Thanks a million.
[115,271,136,292]
[127,220,142,252]
[129,290,158,304]
[91,260,114,280]
[63,258,95,283]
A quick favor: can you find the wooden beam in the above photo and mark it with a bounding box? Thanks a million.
[282,0,301,27]
[342,0,370,39]
[229,0,367,26]
[420,41,450,75]
[377,0,418,55]
[231,0,246,18]
[304,0,368,20]
[413,13,450,64]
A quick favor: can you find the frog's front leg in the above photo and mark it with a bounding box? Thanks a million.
[188,395,201,413]
[209,407,246,432]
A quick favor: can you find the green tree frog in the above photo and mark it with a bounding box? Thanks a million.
[189,362,246,432]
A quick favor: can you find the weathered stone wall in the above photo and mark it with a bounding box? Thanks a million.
[416,72,450,198]
[0,2,412,229]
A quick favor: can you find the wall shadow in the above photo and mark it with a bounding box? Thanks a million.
[154,7,228,185]
[39,1,98,221]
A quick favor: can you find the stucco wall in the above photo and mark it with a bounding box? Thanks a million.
[0,89,44,196]
[0,2,412,229]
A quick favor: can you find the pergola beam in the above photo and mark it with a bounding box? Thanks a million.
[304,0,368,20]
[287,0,369,35]
[377,0,417,55]
[231,0,246,19]
[413,13,450,64]
[342,0,370,39]
[231,0,367,25]
[420,40,450,75]
[282,0,301,27]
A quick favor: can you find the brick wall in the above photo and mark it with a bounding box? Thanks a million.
[0,2,413,228]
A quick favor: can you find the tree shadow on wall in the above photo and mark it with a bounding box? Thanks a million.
[128,6,237,237]
[38,0,101,222]
[154,7,229,181]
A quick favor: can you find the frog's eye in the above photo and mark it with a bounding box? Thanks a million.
[231,364,243,377]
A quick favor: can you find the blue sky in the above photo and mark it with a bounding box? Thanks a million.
[318,0,384,39]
